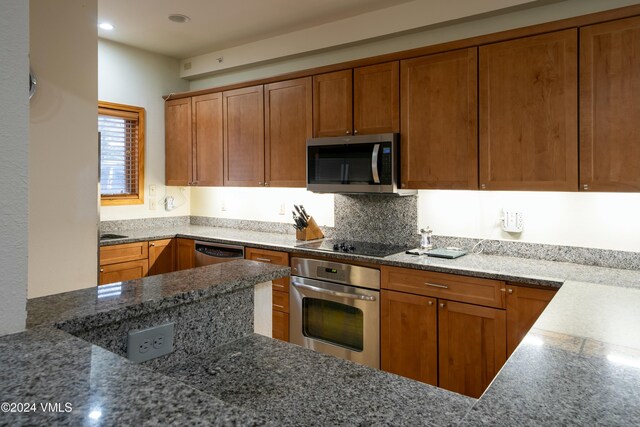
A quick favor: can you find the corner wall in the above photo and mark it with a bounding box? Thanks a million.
[0,0,28,335]
[98,39,190,221]
[29,0,99,298]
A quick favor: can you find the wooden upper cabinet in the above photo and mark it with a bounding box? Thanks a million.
[479,29,578,191]
[264,77,312,187]
[223,85,265,186]
[165,98,192,186]
[313,70,353,137]
[148,239,176,276]
[192,93,223,186]
[401,48,478,189]
[354,62,399,134]
[580,16,640,192]
[438,300,506,398]
[381,289,438,386]
[506,284,556,356]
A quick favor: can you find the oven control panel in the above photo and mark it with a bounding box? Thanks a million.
[317,266,347,282]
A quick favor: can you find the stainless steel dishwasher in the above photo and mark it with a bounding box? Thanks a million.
[194,241,244,266]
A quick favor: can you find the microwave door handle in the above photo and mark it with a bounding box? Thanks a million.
[371,144,380,184]
[292,281,376,302]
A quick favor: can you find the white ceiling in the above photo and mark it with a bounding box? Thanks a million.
[98,0,413,59]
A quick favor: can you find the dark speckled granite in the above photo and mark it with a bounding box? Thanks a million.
[27,259,289,330]
[0,327,270,426]
[159,334,474,427]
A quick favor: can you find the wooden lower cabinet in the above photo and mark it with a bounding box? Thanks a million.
[506,284,556,356]
[176,238,195,271]
[148,239,176,276]
[99,259,148,285]
[381,290,438,386]
[438,300,506,398]
[245,247,290,342]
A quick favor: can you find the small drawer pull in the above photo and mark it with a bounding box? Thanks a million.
[99,268,104,273]
[255,257,272,262]
[440,303,446,308]
[273,304,285,309]
[424,282,448,289]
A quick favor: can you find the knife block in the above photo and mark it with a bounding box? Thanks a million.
[296,216,324,241]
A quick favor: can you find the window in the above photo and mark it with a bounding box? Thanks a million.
[98,101,145,205]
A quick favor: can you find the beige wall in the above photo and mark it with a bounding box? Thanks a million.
[98,39,190,221]
[29,0,98,298]
[0,0,29,335]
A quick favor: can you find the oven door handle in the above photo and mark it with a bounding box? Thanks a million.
[292,281,376,302]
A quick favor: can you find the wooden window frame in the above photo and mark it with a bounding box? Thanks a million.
[99,101,145,206]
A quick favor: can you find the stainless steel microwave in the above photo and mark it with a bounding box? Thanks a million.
[306,133,414,195]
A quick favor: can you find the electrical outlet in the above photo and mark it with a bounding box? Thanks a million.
[502,210,524,233]
[149,199,157,210]
[127,322,174,363]
[279,203,286,215]
[149,185,156,197]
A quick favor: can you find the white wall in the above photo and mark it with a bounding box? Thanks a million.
[29,0,98,298]
[417,191,640,252]
[98,39,190,221]
[191,187,334,227]
[0,0,28,335]
[190,0,639,90]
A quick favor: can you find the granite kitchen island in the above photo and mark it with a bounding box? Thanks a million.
[1,259,474,426]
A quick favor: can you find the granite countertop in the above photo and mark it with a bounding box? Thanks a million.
[102,224,640,289]
[159,334,474,426]
[27,259,291,330]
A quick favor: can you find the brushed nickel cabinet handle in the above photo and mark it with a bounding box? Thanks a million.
[424,282,448,289]
[273,304,285,309]
[583,184,590,190]
[508,288,513,294]
[255,257,272,262]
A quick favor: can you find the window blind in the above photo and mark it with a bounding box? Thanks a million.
[98,107,140,197]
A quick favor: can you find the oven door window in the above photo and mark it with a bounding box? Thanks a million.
[302,297,364,352]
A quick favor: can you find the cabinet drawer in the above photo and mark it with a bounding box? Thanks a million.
[272,311,289,342]
[272,289,289,313]
[100,242,148,266]
[99,259,149,285]
[245,247,289,266]
[272,277,289,293]
[381,266,506,309]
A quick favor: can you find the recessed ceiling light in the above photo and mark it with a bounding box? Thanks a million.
[168,14,191,24]
[99,22,114,31]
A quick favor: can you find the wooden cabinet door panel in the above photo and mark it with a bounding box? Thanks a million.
[148,239,176,276]
[381,290,438,386]
[192,93,223,186]
[223,85,265,186]
[580,16,640,192]
[401,48,478,189]
[272,310,289,342]
[176,238,195,271]
[354,62,399,134]
[165,98,192,186]
[438,300,506,398]
[265,77,312,187]
[506,284,556,356]
[313,70,353,137]
[479,29,578,191]
[100,259,148,285]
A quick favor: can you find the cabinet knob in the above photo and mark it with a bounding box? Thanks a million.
[480,184,486,190]
[150,243,155,247]
[508,288,513,294]
[258,181,264,186]
[440,303,445,308]
[428,301,433,306]
[264,182,270,187]
[354,129,358,134]
[99,268,104,273]
[583,184,590,191]
[345,130,350,135]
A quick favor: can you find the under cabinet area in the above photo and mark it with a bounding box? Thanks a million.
[245,247,291,342]
[380,265,555,398]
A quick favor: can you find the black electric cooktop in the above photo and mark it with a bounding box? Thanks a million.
[295,239,408,258]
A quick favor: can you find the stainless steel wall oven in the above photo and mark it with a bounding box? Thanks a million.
[289,257,380,369]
